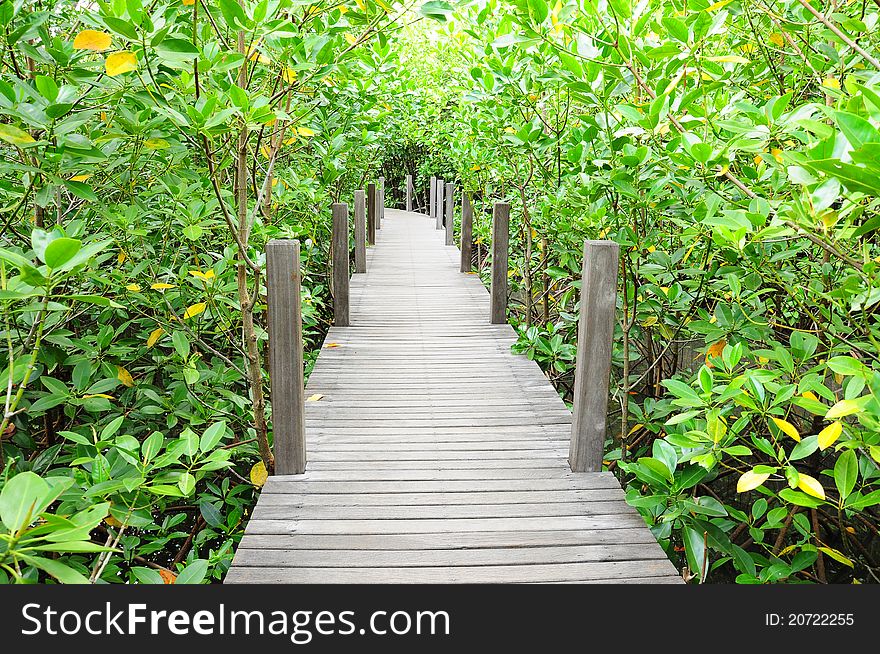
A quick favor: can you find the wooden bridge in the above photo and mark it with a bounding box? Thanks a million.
[225,178,681,584]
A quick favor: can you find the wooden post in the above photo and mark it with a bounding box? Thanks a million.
[354,190,366,273]
[569,240,620,473]
[444,182,454,246]
[378,176,384,229]
[266,239,306,475]
[406,174,412,211]
[460,192,473,273]
[490,202,510,324]
[436,178,444,229]
[429,176,436,221]
[332,203,350,327]
[367,182,376,245]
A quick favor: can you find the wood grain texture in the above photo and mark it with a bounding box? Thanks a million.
[353,190,366,273]
[230,211,679,584]
[435,178,444,229]
[367,183,376,246]
[490,202,510,324]
[444,182,454,246]
[331,203,349,327]
[569,240,620,473]
[265,239,306,474]
[429,176,436,222]
[460,192,473,273]
[406,174,412,211]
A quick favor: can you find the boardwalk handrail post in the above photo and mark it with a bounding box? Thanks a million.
[266,239,306,475]
[460,192,473,272]
[490,202,510,324]
[378,176,384,229]
[436,178,444,229]
[367,182,376,245]
[429,176,436,220]
[332,203,350,327]
[354,190,366,273]
[444,182,454,246]
[569,240,620,473]
[406,174,413,211]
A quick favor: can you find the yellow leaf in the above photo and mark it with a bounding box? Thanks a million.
[105,515,122,527]
[147,327,165,347]
[182,0,196,5]
[769,32,784,47]
[250,461,268,487]
[705,0,733,11]
[117,251,127,265]
[797,473,826,500]
[737,470,771,493]
[325,342,340,348]
[73,29,112,52]
[375,0,391,12]
[159,569,177,584]
[307,393,324,402]
[144,138,169,149]
[297,126,316,137]
[826,399,862,420]
[770,148,784,163]
[189,269,215,281]
[705,338,726,365]
[283,67,297,84]
[740,43,756,54]
[800,391,818,401]
[125,284,141,292]
[819,547,853,567]
[706,55,750,64]
[470,164,481,171]
[105,51,138,77]
[247,47,271,64]
[83,393,115,400]
[151,283,176,290]
[117,366,134,388]
[183,303,206,319]
[344,33,357,45]
[0,124,35,145]
[356,0,366,9]
[771,417,800,442]
[70,174,92,182]
[753,154,763,165]
[822,77,840,90]
[338,5,348,14]
[817,421,842,450]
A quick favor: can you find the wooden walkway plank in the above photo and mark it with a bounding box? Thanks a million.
[227,207,680,584]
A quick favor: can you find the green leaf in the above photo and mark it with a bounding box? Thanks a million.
[420,1,453,21]
[175,558,209,584]
[0,123,35,145]
[834,449,858,500]
[199,421,227,453]
[683,527,707,579]
[43,238,82,269]
[23,555,90,583]
[0,471,49,532]
[779,488,824,508]
[178,472,196,496]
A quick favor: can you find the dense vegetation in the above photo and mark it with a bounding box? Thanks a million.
[1,0,878,584]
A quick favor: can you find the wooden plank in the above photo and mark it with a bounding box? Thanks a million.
[225,560,677,583]
[569,240,620,473]
[406,174,412,211]
[256,489,626,505]
[378,176,384,229]
[444,181,454,246]
[265,239,306,474]
[367,182,376,245]
[234,528,661,551]
[490,202,510,324]
[232,543,667,568]
[353,189,366,273]
[460,192,473,272]
[436,178,444,229]
[429,176,435,222]
[331,202,349,327]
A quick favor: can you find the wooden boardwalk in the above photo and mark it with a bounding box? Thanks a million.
[225,208,681,583]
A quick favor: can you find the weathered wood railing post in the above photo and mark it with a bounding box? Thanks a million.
[460,192,473,273]
[429,176,436,220]
[354,190,366,273]
[367,182,376,245]
[332,203,350,327]
[266,239,306,475]
[436,178,444,229]
[569,240,620,473]
[490,202,510,324]
[378,176,384,229]
[406,174,412,211]
[444,182,454,246]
